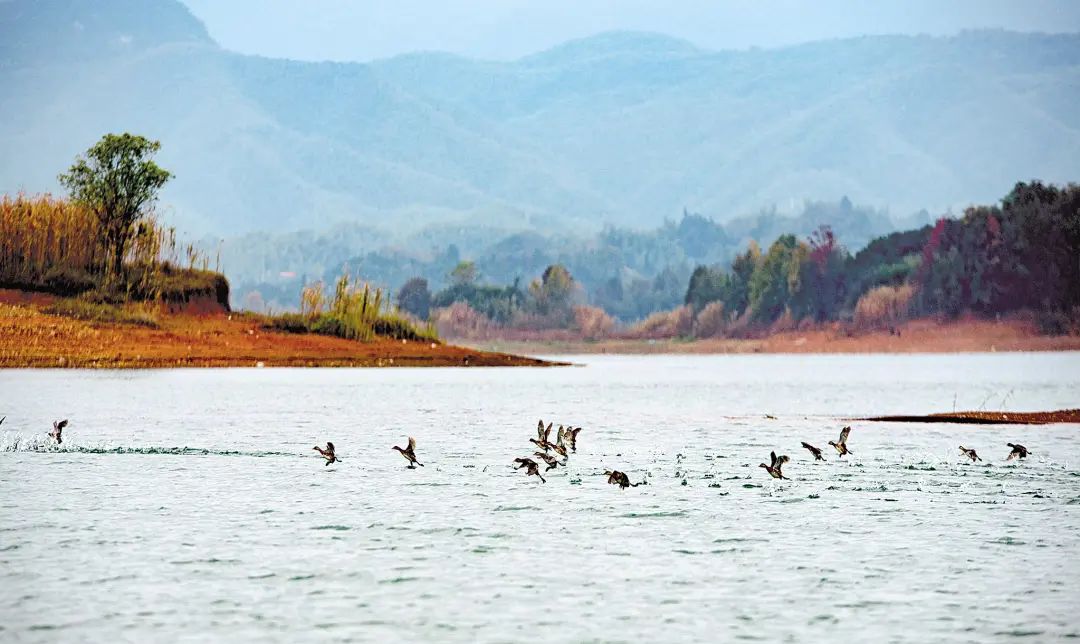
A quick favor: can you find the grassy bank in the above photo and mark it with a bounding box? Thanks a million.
[1,194,441,346]
[0,290,559,368]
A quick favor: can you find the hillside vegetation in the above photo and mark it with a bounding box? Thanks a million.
[1,0,1078,235]
[419,182,1080,340]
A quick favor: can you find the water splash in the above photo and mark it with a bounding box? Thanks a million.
[1,434,295,458]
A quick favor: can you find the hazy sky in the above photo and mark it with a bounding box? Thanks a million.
[179,0,1080,62]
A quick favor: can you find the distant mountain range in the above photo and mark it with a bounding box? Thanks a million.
[2,0,1078,236]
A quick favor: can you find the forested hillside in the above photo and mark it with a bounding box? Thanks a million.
[2,0,1078,236]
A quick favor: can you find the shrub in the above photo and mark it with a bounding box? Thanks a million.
[267,313,311,334]
[42,266,98,296]
[311,314,346,337]
[573,305,615,340]
[433,302,497,340]
[372,314,439,342]
[626,305,693,339]
[1035,307,1080,336]
[692,301,727,338]
[854,284,916,331]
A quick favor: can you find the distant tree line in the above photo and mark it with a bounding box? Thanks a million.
[232,183,1078,337]
[684,182,1079,335]
[395,260,586,335]
[228,198,899,320]
[394,181,1078,339]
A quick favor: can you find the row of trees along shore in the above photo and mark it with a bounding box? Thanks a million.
[401,182,1079,340]
[1,133,434,342]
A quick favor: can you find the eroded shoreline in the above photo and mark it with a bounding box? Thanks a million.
[0,297,561,368]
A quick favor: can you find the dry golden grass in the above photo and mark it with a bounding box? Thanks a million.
[0,193,100,287]
[0,193,219,303]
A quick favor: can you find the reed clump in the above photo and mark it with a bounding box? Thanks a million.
[268,273,438,343]
[0,193,229,309]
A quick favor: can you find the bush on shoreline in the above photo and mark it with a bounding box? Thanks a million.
[268,273,438,343]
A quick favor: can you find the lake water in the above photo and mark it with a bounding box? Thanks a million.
[2,353,1079,643]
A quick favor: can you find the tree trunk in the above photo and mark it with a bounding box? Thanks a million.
[112,240,124,283]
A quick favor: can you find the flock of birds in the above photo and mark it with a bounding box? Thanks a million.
[760,425,1030,480]
[9,416,1034,485]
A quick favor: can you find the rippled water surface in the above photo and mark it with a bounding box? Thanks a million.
[2,353,1080,642]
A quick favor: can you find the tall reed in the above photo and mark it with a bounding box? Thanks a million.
[0,193,220,302]
[0,193,101,287]
[282,272,438,342]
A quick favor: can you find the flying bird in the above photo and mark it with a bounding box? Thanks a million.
[550,427,569,458]
[828,426,853,458]
[759,451,789,479]
[514,457,546,483]
[801,442,825,461]
[0,416,5,425]
[312,442,337,466]
[533,451,560,471]
[530,420,553,452]
[49,419,68,444]
[392,436,423,468]
[1006,443,1029,460]
[565,426,582,452]
[958,445,981,462]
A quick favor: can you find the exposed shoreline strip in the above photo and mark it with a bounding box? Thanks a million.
[861,410,1080,425]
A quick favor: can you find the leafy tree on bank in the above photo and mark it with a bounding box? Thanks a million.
[396,277,432,320]
[528,263,576,322]
[790,226,847,321]
[748,234,798,322]
[727,242,760,317]
[449,260,478,287]
[685,265,729,313]
[58,133,172,282]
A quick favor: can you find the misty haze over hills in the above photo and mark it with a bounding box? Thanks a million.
[2,0,1079,240]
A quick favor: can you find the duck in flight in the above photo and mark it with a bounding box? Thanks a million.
[533,451,560,471]
[514,457,546,483]
[759,451,789,479]
[312,442,337,466]
[958,445,981,462]
[1006,443,1029,460]
[604,470,642,489]
[550,427,569,458]
[392,436,423,468]
[49,419,68,444]
[801,442,825,461]
[828,426,853,458]
[530,420,553,452]
[565,426,582,453]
